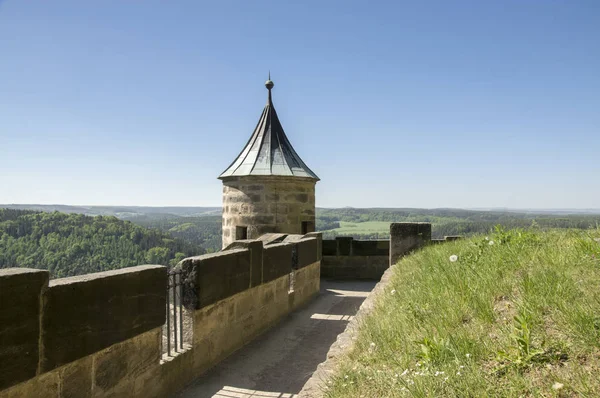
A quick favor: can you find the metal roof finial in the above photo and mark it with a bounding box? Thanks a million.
[265,71,274,90]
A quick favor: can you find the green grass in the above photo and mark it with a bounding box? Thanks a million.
[325,227,600,397]
[329,221,391,234]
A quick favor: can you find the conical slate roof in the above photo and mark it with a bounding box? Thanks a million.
[218,78,320,181]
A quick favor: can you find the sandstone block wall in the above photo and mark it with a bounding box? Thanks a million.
[221,176,316,248]
[41,266,167,372]
[322,224,446,280]
[0,234,322,398]
[321,237,389,280]
[389,222,432,266]
[0,268,49,391]
[0,265,166,397]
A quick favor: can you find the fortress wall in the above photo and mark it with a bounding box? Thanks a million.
[321,224,458,280]
[40,265,167,372]
[221,176,317,248]
[321,237,390,279]
[0,234,322,398]
[0,265,166,398]
[0,268,49,391]
[177,235,321,379]
[389,222,432,266]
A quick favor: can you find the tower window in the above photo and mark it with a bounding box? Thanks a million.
[301,221,314,235]
[236,226,248,240]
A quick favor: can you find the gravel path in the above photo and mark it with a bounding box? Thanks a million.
[176,280,376,398]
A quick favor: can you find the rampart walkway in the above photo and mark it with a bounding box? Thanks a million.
[177,280,376,398]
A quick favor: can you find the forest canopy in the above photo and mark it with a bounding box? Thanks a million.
[0,209,203,278]
[2,206,600,278]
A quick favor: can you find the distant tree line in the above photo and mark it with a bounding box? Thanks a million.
[316,208,600,240]
[0,209,203,278]
[3,207,599,278]
[129,214,222,253]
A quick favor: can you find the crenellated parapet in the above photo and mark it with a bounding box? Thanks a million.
[0,233,322,398]
[321,223,462,280]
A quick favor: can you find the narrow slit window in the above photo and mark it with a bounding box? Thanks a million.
[236,226,248,240]
[301,221,314,235]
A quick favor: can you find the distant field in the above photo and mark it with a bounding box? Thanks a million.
[328,221,391,234]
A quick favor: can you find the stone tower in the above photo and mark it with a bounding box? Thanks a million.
[218,77,320,248]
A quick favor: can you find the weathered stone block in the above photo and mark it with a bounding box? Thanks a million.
[351,240,377,256]
[40,265,166,372]
[180,249,251,310]
[93,329,160,394]
[296,193,309,203]
[336,237,353,256]
[224,240,264,287]
[0,268,49,391]
[247,193,262,202]
[322,240,337,256]
[303,232,322,261]
[390,222,432,266]
[257,233,287,245]
[352,240,389,256]
[263,243,293,283]
[240,215,275,225]
[297,238,318,269]
[321,255,388,280]
[221,176,316,248]
[59,355,92,398]
[0,371,59,398]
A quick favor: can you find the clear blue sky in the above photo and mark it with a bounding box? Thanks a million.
[1,0,598,208]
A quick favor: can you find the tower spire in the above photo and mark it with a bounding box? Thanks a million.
[218,76,319,181]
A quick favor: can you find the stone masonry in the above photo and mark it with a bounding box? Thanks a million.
[221,175,316,248]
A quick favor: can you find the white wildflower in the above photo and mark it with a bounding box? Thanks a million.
[456,371,461,376]
[391,289,397,295]
[465,353,471,358]
[449,255,458,262]
[552,382,564,390]
[370,342,376,348]
[401,369,409,376]
[489,240,495,246]
[485,236,489,241]
[444,377,449,382]
[344,375,349,379]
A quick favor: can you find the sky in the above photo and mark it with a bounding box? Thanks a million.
[1,0,599,209]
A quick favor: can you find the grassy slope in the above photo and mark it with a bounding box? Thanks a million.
[326,228,600,397]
